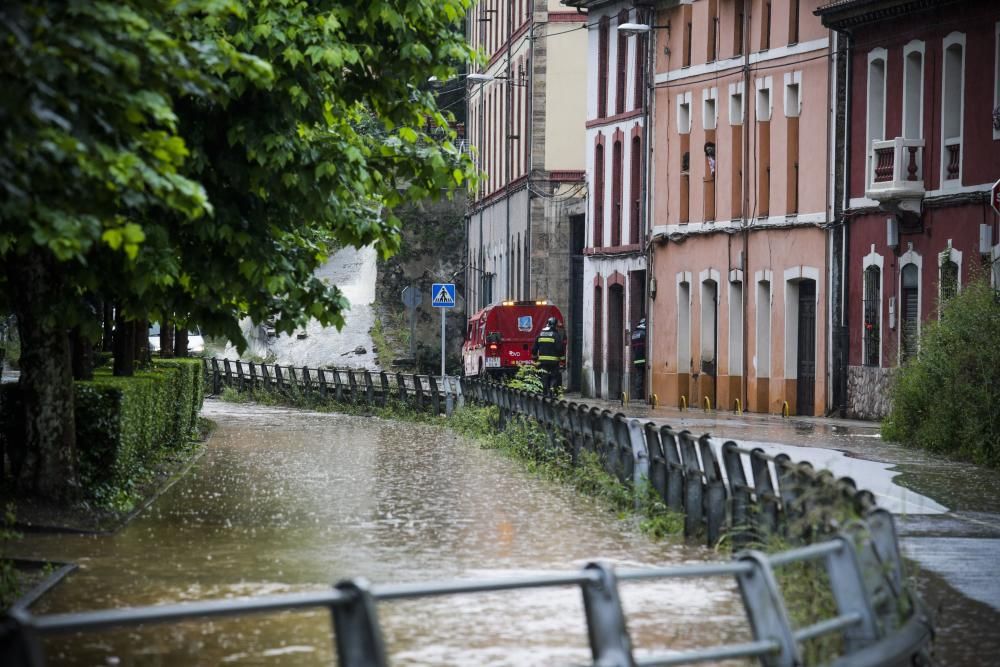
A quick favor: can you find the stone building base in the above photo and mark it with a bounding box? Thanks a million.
[846,365,895,421]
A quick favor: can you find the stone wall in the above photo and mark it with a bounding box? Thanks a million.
[846,365,895,421]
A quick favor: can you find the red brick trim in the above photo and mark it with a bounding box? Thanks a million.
[608,271,626,288]
[548,11,588,23]
[631,123,643,140]
[583,244,642,255]
[586,109,644,129]
[546,170,586,182]
[593,274,605,287]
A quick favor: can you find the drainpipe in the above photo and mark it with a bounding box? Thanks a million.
[641,7,658,400]
[525,12,536,299]
[741,0,751,411]
[505,2,513,299]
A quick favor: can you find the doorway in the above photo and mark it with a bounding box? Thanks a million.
[700,279,718,407]
[796,279,816,415]
[568,215,585,391]
[607,283,625,398]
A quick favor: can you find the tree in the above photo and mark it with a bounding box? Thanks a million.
[0,0,476,500]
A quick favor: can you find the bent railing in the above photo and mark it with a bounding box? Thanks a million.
[2,522,931,667]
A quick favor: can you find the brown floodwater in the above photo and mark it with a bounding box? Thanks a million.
[13,401,750,666]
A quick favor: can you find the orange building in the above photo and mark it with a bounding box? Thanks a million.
[648,0,833,415]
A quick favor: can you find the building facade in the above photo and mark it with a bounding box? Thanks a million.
[648,0,833,416]
[465,1,589,386]
[817,0,1000,419]
[564,1,651,399]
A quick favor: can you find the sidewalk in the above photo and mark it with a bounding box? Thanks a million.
[565,391,1000,644]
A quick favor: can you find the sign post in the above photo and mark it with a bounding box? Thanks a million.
[431,283,456,388]
[401,286,422,361]
[991,178,1000,217]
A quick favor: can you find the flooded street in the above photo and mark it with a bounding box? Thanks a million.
[14,401,748,666]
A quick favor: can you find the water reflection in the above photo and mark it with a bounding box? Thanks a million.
[16,401,748,665]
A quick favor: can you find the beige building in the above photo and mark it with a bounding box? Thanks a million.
[648,0,833,415]
[465,1,589,386]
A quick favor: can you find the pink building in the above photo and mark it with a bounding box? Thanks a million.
[648,0,833,416]
[817,0,1000,419]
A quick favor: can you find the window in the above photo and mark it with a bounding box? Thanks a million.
[941,33,965,183]
[761,0,772,51]
[708,0,719,62]
[939,242,962,306]
[678,96,692,134]
[703,89,718,130]
[598,16,610,118]
[788,0,800,45]
[594,284,604,383]
[728,278,743,376]
[994,22,1000,140]
[729,86,744,126]
[678,278,691,374]
[902,41,924,140]
[863,265,881,366]
[756,83,771,122]
[784,73,801,118]
[630,135,641,244]
[684,18,693,68]
[612,138,623,246]
[616,9,628,115]
[634,28,647,110]
[756,280,771,377]
[734,6,744,57]
[593,139,605,246]
[866,49,887,185]
[900,263,919,362]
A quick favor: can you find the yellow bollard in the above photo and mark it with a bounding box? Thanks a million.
[622,391,628,407]
[782,400,790,418]
[734,398,742,415]
[703,395,711,412]
[650,393,658,409]
[680,395,687,410]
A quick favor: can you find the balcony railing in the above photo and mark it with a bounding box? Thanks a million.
[943,137,961,181]
[867,138,924,206]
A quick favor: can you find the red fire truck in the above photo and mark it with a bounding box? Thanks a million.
[463,300,566,377]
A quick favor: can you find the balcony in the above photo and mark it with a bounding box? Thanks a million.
[866,138,924,214]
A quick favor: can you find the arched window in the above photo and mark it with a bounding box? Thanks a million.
[901,264,920,362]
[940,259,958,303]
[902,42,924,140]
[863,265,881,367]
[941,33,965,183]
[612,138,623,246]
[598,16,610,118]
[616,9,629,115]
[866,50,886,183]
[630,135,641,244]
[593,140,605,247]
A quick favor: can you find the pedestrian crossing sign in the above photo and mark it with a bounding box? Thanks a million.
[431,283,456,308]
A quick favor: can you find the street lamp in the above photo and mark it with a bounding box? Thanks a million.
[616,22,652,36]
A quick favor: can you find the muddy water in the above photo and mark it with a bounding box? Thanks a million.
[16,401,748,666]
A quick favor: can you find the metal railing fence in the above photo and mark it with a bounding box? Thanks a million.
[202,358,463,416]
[3,530,931,667]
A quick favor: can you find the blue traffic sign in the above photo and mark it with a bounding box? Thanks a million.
[431,283,456,308]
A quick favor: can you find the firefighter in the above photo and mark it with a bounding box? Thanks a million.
[630,317,646,398]
[531,316,565,396]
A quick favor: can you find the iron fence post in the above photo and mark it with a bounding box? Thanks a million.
[331,579,388,667]
[580,563,636,667]
[627,419,649,509]
[699,435,727,547]
[678,431,704,539]
[823,535,879,652]
[734,550,800,667]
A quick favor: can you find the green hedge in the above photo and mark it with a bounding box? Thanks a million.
[2,359,205,499]
[882,277,1000,467]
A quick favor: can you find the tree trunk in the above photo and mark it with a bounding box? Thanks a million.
[160,320,175,358]
[101,301,114,352]
[175,328,189,358]
[113,311,135,377]
[6,248,79,501]
[70,326,94,380]
[133,318,150,368]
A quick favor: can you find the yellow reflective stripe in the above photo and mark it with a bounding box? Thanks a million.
[536,337,555,343]
[538,355,560,361]
[633,359,645,365]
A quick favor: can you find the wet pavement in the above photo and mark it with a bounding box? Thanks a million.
[577,395,1000,663]
[14,400,751,666]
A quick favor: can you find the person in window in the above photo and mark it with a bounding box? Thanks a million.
[531,317,565,396]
